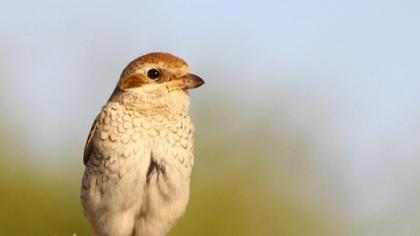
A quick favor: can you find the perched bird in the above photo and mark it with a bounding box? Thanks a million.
[81,52,204,236]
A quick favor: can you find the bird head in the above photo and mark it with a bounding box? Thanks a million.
[111,52,204,113]
[117,52,204,93]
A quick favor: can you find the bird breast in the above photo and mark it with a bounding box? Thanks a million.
[93,101,195,175]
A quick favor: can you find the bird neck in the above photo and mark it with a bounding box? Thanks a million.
[109,87,191,117]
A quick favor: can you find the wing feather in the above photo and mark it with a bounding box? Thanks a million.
[83,116,99,165]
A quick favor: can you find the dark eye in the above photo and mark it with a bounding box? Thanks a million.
[147,69,160,80]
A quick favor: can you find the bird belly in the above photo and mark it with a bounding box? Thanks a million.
[132,137,194,236]
[81,134,152,236]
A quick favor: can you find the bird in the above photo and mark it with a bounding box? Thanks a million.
[81,52,204,236]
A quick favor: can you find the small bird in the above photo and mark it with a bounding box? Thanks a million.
[81,52,204,236]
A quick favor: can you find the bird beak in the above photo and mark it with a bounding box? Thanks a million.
[176,73,205,90]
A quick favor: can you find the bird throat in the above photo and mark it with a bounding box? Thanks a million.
[112,87,190,116]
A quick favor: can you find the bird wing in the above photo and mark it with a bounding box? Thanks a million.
[83,116,99,165]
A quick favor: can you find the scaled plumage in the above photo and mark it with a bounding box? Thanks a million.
[81,52,204,236]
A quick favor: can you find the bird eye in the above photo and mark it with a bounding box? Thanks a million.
[147,69,160,80]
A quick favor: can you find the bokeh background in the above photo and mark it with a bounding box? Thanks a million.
[1,0,420,235]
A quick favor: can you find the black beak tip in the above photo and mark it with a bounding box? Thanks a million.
[197,77,205,86]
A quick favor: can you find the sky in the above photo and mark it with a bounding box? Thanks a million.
[1,0,420,234]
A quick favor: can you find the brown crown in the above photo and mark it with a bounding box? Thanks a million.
[120,52,188,79]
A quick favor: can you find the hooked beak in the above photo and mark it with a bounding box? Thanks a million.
[176,73,205,89]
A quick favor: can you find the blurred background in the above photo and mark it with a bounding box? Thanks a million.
[1,0,420,235]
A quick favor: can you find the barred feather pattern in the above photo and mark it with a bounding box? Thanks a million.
[81,88,195,236]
